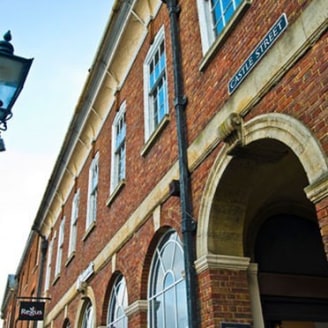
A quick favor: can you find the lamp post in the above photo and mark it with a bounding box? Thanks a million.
[0,30,33,151]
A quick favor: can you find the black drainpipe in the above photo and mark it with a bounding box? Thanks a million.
[162,1,199,327]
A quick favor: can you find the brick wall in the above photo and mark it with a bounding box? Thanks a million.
[12,0,327,327]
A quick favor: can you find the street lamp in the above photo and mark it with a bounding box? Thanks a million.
[0,30,33,150]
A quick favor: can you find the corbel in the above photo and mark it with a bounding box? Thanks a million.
[218,112,244,155]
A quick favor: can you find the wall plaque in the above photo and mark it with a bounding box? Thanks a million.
[228,13,288,94]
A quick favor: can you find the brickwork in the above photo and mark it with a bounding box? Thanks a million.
[14,235,41,328]
[128,311,147,328]
[198,269,252,328]
[180,0,315,144]
[2,0,327,327]
[247,30,327,149]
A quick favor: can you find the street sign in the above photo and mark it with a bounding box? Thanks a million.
[18,301,45,321]
[228,13,288,94]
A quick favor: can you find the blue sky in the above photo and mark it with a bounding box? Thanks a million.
[0,0,113,313]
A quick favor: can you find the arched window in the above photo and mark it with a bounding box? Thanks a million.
[148,230,188,327]
[81,300,94,328]
[107,275,128,328]
[63,318,71,328]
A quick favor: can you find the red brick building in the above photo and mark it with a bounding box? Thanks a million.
[2,0,328,327]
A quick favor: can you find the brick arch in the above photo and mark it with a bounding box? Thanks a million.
[100,271,123,325]
[197,113,328,259]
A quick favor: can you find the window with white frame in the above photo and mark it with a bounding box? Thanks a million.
[55,218,65,277]
[110,103,126,193]
[44,238,54,292]
[143,26,168,140]
[86,153,99,228]
[148,230,188,327]
[68,189,80,256]
[197,0,250,54]
[107,274,128,328]
[81,299,94,328]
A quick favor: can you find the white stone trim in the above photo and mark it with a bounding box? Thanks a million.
[247,263,264,328]
[153,205,161,232]
[244,113,328,184]
[195,254,250,274]
[304,172,328,204]
[125,300,148,317]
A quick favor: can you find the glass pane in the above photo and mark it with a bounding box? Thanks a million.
[149,231,188,328]
[154,51,160,79]
[153,89,159,126]
[177,280,188,328]
[235,0,242,8]
[110,317,125,328]
[118,145,125,181]
[164,285,175,327]
[154,256,164,295]
[91,160,98,190]
[172,247,184,279]
[222,0,231,10]
[0,84,16,109]
[211,0,223,34]
[154,295,164,328]
[224,0,234,22]
[107,276,128,328]
[0,57,25,83]
[82,302,93,328]
[164,272,174,289]
[161,241,175,271]
[211,0,243,36]
[150,70,155,89]
[158,81,166,121]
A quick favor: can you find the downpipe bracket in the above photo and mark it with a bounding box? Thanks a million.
[182,215,197,234]
[161,0,181,16]
[174,95,188,110]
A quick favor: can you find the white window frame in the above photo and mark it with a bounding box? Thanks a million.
[143,26,168,141]
[107,275,128,328]
[197,0,251,54]
[148,230,188,327]
[55,218,65,277]
[68,189,80,256]
[86,153,99,229]
[110,102,126,193]
[44,237,54,292]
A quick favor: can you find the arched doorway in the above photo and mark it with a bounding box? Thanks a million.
[196,113,328,326]
[200,135,328,326]
[255,214,328,327]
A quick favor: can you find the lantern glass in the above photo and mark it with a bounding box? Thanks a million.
[0,52,33,112]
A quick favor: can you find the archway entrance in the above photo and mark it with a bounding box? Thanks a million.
[205,137,328,327]
[255,214,328,328]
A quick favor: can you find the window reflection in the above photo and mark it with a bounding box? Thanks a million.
[148,230,188,327]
